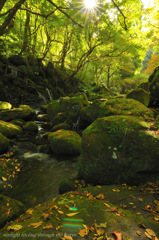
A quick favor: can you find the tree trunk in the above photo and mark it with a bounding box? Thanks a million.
[0,0,26,36]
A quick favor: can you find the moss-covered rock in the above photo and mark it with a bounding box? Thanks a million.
[149,66,159,107]
[59,178,76,194]
[0,194,26,229]
[126,88,150,106]
[48,130,81,156]
[0,105,35,121]
[80,97,154,127]
[138,81,149,92]
[10,119,24,127]
[47,93,89,127]
[0,121,22,138]
[0,133,10,154]
[0,190,158,240]
[51,123,71,132]
[0,102,12,110]
[23,121,38,133]
[79,115,159,185]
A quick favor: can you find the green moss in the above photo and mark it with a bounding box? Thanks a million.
[0,121,22,139]
[126,88,150,106]
[0,132,10,154]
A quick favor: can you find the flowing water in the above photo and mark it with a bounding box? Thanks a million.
[3,116,78,207]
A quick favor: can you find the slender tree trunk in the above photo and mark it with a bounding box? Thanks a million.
[107,65,110,88]
[20,5,30,54]
[0,0,26,36]
[0,0,7,11]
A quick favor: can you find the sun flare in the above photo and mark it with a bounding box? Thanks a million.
[84,0,97,10]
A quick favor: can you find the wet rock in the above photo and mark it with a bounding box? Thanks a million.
[59,178,76,194]
[79,115,159,185]
[0,133,10,154]
[23,121,38,134]
[0,105,35,121]
[48,130,81,156]
[0,121,22,139]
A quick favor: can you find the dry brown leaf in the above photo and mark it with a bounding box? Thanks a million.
[146,229,156,237]
[104,203,111,208]
[42,223,53,229]
[136,231,142,236]
[26,208,34,215]
[7,224,23,231]
[57,210,64,214]
[28,221,43,228]
[145,231,152,239]
[42,213,50,220]
[78,228,89,237]
[96,193,104,200]
[96,228,105,236]
[112,232,123,240]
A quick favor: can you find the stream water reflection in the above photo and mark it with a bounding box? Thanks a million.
[3,153,78,207]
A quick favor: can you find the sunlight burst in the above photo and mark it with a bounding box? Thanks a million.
[84,0,97,10]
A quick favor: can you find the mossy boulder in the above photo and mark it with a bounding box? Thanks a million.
[0,102,12,110]
[149,66,159,107]
[0,121,22,138]
[23,121,38,133]
[59,178,76,194]
[51,123,71,132]
[10,119,24,127]
[79,115,159,185]
[0,105,35,121]
[0,133,10,154]
[48,130,81,156]
[0,194,26,229]
[126,88,150,106]
[0,190,158,240]
[80,97,154,127]
[138,81,149,92]
[47,93,89,127]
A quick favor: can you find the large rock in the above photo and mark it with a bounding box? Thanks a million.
[149,66,159,107]
[0,133,9,154]
[0,101,12,110]
[23,121,38,134]
[79,115,159,185]
[0,190,158,240]
[80,97,154,126]
[0,194,25,229]
[48,130,81,156]
[126,88,150,106]
[47,93,89,127]
[0,121,22,138]
[0,105,35,121]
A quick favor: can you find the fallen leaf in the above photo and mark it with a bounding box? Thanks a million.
[42,213,50,220]
[146,229,156,237]
[26,208,34,215]
[113,232,123,240]
[78,228,89,237]
[28,221,43,228]
[66,212,78,217]
[2,177,7,181]
[136,231,142,236]
[145,231,152,239]
[7,224,23,231]
[57,210,64,214]
[96,228,105,236]
[104,203,111,208]
[42,223,53,229]
[96,193,104,200]
[97,185,101,188]
[62,233,73,240]
[95,222,107,228]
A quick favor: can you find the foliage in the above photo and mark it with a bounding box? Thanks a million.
[143,54,159,75]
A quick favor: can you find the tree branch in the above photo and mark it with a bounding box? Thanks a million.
[111,0,127,30]
[46,0,84,28]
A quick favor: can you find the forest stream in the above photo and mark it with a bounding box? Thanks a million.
[1,117,78,208]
